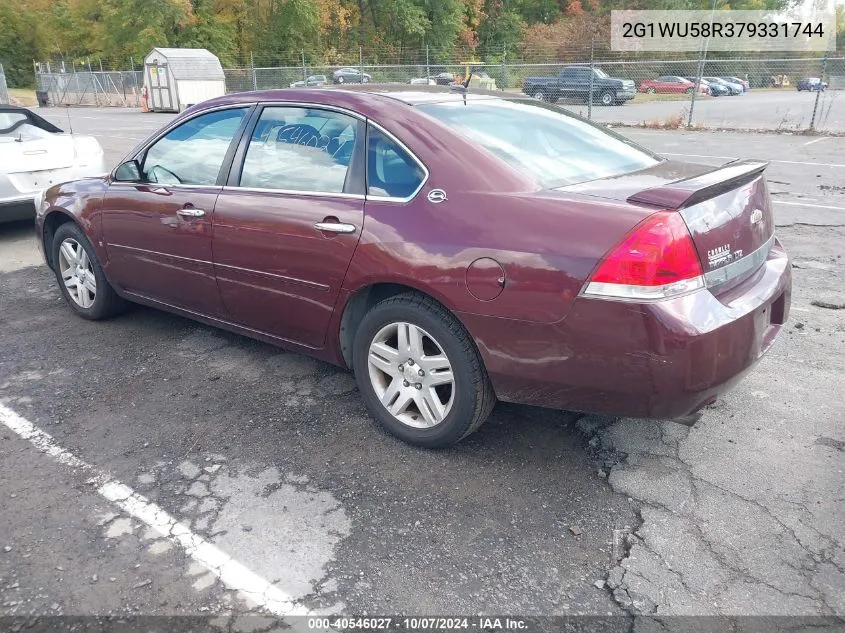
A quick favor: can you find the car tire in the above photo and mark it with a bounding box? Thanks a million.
[533,90,546,101]
[337,76,344,84]
[685,87,694,94]
[352,292,496,448]
[600,91,613,106]
[646,87,656,94]
[362,76,369,83]
[52,222,127,320]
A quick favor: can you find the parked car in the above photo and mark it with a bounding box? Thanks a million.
[703,77,743,95]
[797,77,827,92]
[36,89,791,448]
[1,106,106,224]
[409,77,436,85]
[332,68,371,84]
[723,76,750,91]
[684,77,729,96]
[431,72,456,86]
[639,76,700,95]
[289,75,328,88]
[522,65,636,105]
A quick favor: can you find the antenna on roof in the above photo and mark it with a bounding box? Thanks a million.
[65,105,73,135]
[449,70,473,99]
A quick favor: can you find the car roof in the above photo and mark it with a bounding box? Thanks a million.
[183,86,530,123]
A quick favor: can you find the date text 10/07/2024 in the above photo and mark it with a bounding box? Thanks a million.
[307,617,530,631]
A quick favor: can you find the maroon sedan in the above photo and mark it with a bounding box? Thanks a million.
[36,89,791,448]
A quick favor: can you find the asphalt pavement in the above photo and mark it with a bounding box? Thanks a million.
[561,89,845,133]
[0,108,843,627]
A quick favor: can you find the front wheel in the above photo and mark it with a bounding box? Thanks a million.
[52,222,126,320]
[532,90,546,101]
[352,293,495,448]
[600,91,614,106]
[646,87,656,94]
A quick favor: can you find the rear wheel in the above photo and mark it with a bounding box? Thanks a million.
[646,87,656,94]
[532,89,546,101]
[52,222,126,320]
[600,90,614,106]
[352,293,495,448]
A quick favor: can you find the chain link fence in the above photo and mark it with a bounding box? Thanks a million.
[34,47,844,133]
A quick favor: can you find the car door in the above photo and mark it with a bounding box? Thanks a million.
[211,104,366,349]
[101,106,250,317]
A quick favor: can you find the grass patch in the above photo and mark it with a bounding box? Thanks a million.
[632,92,711,103]
[8,88,37,106]
[643,108,690,129]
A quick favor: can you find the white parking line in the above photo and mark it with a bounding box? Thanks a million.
[659,152,845,169]
[804,137,829,146]
[0,402,311,617]
[773,200,845,211]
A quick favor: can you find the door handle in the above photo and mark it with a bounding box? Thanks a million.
[177,207,206,218]
[314,221,356,234]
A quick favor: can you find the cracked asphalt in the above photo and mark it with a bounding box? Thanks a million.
[0,109,843,627]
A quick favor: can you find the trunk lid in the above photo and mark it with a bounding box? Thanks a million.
[561,160,775,292]
[0,134,77,173]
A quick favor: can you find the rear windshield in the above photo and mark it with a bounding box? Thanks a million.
[418,98,659,187]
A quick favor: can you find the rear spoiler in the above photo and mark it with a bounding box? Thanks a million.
[627,159,768,210]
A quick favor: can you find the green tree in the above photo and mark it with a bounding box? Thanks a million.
[0,2,39,86]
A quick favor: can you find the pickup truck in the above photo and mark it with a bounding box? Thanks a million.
[521,66,636,106]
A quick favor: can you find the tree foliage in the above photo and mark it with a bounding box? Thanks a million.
[0,0,817,86]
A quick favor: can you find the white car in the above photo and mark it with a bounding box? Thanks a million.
[0,106,106,223]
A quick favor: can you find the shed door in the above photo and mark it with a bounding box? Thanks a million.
[147,63,172,111]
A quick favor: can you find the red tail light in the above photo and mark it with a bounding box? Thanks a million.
[584,211,705,301]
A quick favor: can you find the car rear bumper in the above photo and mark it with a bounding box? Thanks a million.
[462,239,791,420]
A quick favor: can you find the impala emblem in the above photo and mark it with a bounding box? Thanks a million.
[750,208,763,225]
[427,189,448,204]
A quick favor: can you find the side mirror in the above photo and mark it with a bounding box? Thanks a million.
[114,159,142,182]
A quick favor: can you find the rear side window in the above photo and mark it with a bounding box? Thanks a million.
[366,127,425,200]
[239,106,359,194]
[418,99,659,188]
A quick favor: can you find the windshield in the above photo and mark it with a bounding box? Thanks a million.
[0,113,56,142]
[418,98,660,188]
[594,68,609,79]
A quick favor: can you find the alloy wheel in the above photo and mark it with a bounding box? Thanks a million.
[367,322,455,428]
[58,238,96,309]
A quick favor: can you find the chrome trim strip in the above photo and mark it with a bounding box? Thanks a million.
[365,120,430,204]
[109,243,212,266]
[704,233,775,288]
[582,276,706,303]
[213,262,330,291]
[108,183,222,191]
[221,186,365,200]
[256,100,366,122]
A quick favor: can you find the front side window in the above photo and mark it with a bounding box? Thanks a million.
[142,108,247,185]
[418,98,659,188]
[239,106,359,193]
[366,127,425,199]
